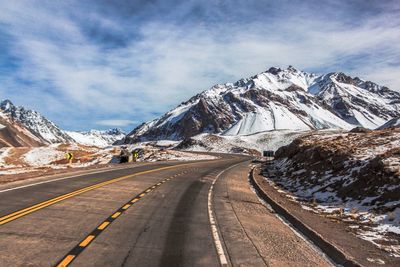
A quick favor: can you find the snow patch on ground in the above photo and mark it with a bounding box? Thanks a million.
[0,147,12,167]
[23,146,65,167]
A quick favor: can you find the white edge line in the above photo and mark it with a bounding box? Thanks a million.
[0,163,152,194]
[208,162,244,267]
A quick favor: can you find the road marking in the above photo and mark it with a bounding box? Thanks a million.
[208,162,244,267]
[0,163,154,194]
[111,212,121,219]
[97,221,110,230]
[0,163,198,226]
[57,255,75,267]
[54,174,183,267]
[122,204,131,210]
[79,235,95,247]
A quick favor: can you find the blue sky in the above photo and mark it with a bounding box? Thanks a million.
[0,0,399,132]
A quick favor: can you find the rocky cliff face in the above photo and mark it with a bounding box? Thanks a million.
[123,66,400,143]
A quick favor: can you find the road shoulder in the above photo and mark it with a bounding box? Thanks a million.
[213,161,331,266]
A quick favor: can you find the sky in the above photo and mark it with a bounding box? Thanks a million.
[0,0,399,132]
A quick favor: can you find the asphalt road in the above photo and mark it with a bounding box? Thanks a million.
[0,154,331,267]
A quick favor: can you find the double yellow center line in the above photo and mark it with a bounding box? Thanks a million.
[0,163,193,226]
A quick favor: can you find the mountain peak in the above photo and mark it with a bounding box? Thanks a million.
[266,67,282,75]
[85,128,126,135]
[286,65,299,72]
[265,66,304,76]
[0,99,15,111]
[123,67,400,143]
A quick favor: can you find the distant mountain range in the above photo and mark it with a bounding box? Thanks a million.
[122,66,400,143]
[2,66,399,148]
[66,129,126,147]
[0,100,125,148]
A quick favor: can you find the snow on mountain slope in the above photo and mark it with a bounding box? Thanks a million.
[0,100,74,144]
[312,73,400,129]
[377,118,400,130]
[66,129,125,147]
[176,130,311,155]
[125,66,399,143]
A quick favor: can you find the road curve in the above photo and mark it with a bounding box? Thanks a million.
[0,154,331,266]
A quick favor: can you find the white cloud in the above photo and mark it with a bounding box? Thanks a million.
[0,1,399,131]
[96,119,137,127]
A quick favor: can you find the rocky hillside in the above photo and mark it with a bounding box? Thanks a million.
[270,128,400,255]
[124,66,400,143]
[0,100,73,145]
[0,115,44,147]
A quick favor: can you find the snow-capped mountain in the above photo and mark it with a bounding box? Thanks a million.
[0,99,74,144]
[66,129,126,147]
[124,66,400,143]
[311,73,400,129]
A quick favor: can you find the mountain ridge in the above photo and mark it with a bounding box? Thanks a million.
[122,66,400,143]
[0,99,126,147]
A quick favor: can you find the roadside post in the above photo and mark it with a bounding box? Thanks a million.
[66,152,74,165]
[133,151,139,162]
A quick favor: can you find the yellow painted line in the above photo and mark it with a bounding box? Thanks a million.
[145,189,151,193]
[0,163,200,226]
[79,235,95,247]
[54,157,236,267]
[111,212,121,219]
[122,204,131,210]
[97,221,110,230]
[57,255,75,267]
